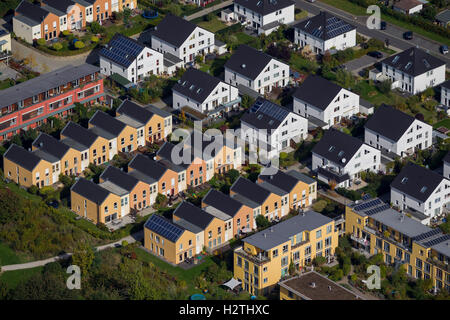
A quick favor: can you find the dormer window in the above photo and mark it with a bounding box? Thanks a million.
[401,177,408,184]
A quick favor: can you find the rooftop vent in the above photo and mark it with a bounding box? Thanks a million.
[310,282,316,288]
[263,233,267,238]
[241,64,246,69]
[392,56,400,64]
[420,186,427,193]
[338,151,345,158]
[328,146,335,152]
[39,142,43,147]
[401,177,408,184]
[423,59,430,68]
[341,158,346,163]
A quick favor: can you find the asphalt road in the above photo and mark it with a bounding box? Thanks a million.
[294,0,450,68]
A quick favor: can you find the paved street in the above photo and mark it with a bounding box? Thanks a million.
[343,54,383,75]
[294,0,450,68]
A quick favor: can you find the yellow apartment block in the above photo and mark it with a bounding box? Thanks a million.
[346,197,450,293]
[233,210,338,296]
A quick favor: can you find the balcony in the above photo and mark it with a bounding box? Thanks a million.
[350,234,370,247]
[235,247,270,265]
[427,257,450,272]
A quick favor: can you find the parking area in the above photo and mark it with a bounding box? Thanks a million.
[343,54,384,75]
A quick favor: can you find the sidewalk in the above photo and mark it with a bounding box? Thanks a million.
[185,0,233,21]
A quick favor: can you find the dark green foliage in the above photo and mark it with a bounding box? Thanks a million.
[255,215,271,229]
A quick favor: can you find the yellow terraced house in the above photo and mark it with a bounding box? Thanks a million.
[71,177,122,224]
[3,144,52,188]
[346,197,450,293]
[258,168,317,210]
[233,210,338,296]
[144,214,197,265]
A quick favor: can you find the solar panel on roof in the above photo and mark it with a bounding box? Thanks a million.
[146,215,183,242]
[362,194,371,200]
[414,228,441,241]
[423,235,450,247]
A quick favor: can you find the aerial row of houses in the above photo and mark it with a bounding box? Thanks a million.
[13,0,137,43]
[143,167,318,265]
[3,99,172,188]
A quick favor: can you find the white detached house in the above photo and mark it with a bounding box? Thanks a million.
[99,34,164,84]
[294,11,356,55]
[240,98,307,159]
[224,44,289,95]
[150,14,215,65]
[293,75,360,129]
[371,47,446,95]
[233,0,295,35]
[391,163,450,224]
[312,129,381,188]
[172,68,240,119]
[364,104,432,157]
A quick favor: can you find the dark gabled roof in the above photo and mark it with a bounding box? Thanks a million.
[61,121,99,149]
[128,154,168,181]
[89,110,126,137]
[365,104,416,142]
[3,144,44,171]
[286,170,316,185]
[202,189,244,218]
[144,104,172,118]
[393,0,422,11]
[391,162,446,202]
[241,97,291,130]
[224,45,275,80]
[441,80,450,90]
[151,14,198,48]
[234,0,295,15]
[312,129,363,166]
[172,68,221,104]
[230,177,271,206]
[71,177,111,204]
[294,11,356,41]
[42,0,75,14]
[436,9,450,24]
[32,133,70,160]
[15,0,50,24]
[144,214,186,242]
[381,47,446,77]
[258,169,302,193]
[0,64,100,109]
[99,34,146,68]
[293,75,342,111]
[117,100,156,125]
[173,201,215,230]
[444,151,450,164]
[156,141,196,168]
[100,166,139,192]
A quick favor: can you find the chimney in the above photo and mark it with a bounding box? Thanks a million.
[263,233,266,238]
[328,286,332,291]
[310,282,316,288]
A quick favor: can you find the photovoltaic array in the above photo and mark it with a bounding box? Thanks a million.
[353,198,383,212]
[145,215,183,242]
[100,35,144,68]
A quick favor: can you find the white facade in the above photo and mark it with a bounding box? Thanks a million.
[241,112,308,159]
[364,119,432,157]
[13,17,41,44]
[393,3,423,15]
[172,81,239,116]
[293,88,359,127]
[233,3,295,35]
[444,161,450,180]
[151,26,214,64]
[441,84,450,108]
[225,58,289,94]
[295,28,356,54]
[312,143,381,187]
[381,63,446,95]
[391,179,449,220]
[100,47,164,84]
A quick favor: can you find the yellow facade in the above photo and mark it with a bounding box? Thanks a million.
[117,125,138,153]
[233,217,338,296]
[144,227,196,265]
[71,190,121,224]
[146,114,165,143]
[89,135,110,165]
[345,205,450,292]
[3,157,52,188]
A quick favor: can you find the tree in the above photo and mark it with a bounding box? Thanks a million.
[335,69,355,89]
[313,256,327,267]
[288,261,296,275]
[168,4,181,16]
[377,79,392,95]
[312,200,327,213]
[226,169,240,184]
[89,21,105,34]
[255,215,271,229]
[71,242,95,275]
[154,193,168,209]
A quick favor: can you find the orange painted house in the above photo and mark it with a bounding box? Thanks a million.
[128,154,179,197]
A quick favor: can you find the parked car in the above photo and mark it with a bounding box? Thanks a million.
[380,21,386,30]
[306,0,316,2]
[440,45,449,55]
[403,31,413,40]
[367,51,383,59]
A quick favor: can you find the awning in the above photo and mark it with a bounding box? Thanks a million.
[223,278,241,290]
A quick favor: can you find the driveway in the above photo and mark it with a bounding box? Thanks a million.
[343,54,382,75]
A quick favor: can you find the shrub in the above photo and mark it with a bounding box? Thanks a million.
[313,256,327,266]
[255,215,271,229]
[62,30,71,37]
[28,185,39,195]
[312,200,327,213]
[91,36,99,43]
[74,41,85,49]
[52,42,63,51]
[36,38,46,46]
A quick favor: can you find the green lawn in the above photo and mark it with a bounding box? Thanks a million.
[318,0,450,46]
[433,118,450,130]
[0,242,25,266]
[197,16,228,33]
[0,266,43,289]
[353,80,402,106]
[135,247,216,295]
